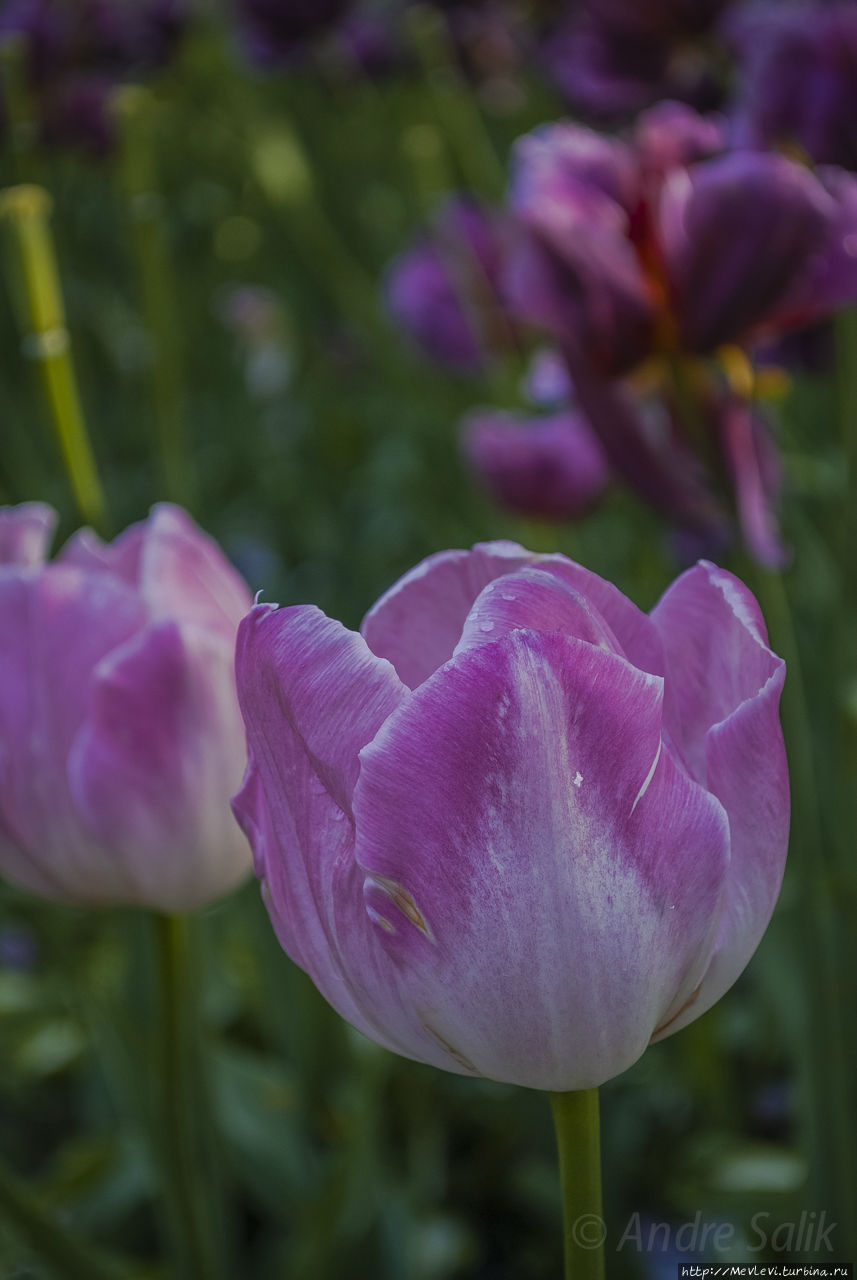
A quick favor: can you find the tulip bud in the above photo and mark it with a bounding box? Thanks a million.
[0,502,253,910]
[461,409,609,521]
[233,542,788,1091]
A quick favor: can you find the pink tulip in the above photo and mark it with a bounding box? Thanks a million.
[233,542,788,1090]
[0,502,253,910]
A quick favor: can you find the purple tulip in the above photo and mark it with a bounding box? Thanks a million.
[0,503,253,910]
[461,409,610,520]
[385,197,516,373]
[509,108,857,376]
[728,2,857,172]
[506,105,857,556]
[233,542,788,1089]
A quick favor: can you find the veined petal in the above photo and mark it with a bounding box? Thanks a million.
[232,603,408,1041]
[659,151,831,351]
[350,630,729,1089]
[0,566,146,901]
[61,505,252,639]
[453,565,624,657]
[68,620,251,910]
[650,560,777,780]
[361,542,538,689]
[649,562,788,1034]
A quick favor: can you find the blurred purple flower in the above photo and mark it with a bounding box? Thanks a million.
[385,196,517,373]
[542,0,732,121]
[0,502,253,910]
[728,2,857,171]
[462,408,610,521]
[233,541,788,1089]
[506,103,857,559]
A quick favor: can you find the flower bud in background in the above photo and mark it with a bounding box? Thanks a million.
[727,2,857,172]
[385,196,517,373]
[233,541,788,1090]
[0,502,253,910]
[461,409,610,521]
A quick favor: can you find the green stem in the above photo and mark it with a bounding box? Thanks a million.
[153,912,223,1280]
[0,184,108,531]
[0,1151,124,1280]
[114,87,193,507]
[549,1089,604,1280]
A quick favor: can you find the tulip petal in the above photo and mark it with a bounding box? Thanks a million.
[350,630,729,1089]
[649,562,788,1034]
[68,620,250,909]
[61,505,252,639]
[361,542,538,689]
[0,567,146,901]
[0,503,57,567]
[453,565,624,656]
[659,151,830,351]
[231,603,409,1042]
[650,560,777,779]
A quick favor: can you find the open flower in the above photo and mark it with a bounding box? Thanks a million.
[506,102,857,560]
[233,542,788,1090]
[0,502,253,910]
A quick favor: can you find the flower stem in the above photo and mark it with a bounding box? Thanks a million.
[153,912,223,1280]
[0,1150,124,1280]
[550,1088,605,1280]
[0,184,108,531]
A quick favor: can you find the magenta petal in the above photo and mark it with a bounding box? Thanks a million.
[534,558,665,676]
[0,567,146,901]
[0,503,57,567]
[351,631,729,1089]
[232,603,408,1040]
[659,151,831,351]
[649,563,788,1034]
[650,561,779,779]
[136,505,253,637]
[360,542,539,689]
[453,565,624,657]
[61,505,252,638]
[59,523,145,580]
[719,401,788,570]
[68,620,250,910]
[461,410,609,522]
